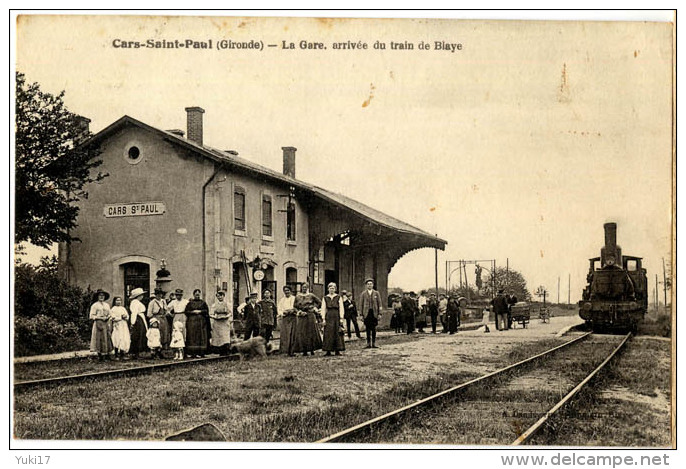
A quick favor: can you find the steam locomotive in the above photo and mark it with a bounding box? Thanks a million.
[579,223,647,332]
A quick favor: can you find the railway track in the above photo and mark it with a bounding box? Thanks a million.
[317,332,630,444]
[14,354,240,390]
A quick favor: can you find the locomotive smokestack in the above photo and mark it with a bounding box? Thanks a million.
[604,223,617,248]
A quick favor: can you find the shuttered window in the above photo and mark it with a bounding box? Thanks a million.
[234,189,246,231]
[287,202,296,241]
[262,195,272,237]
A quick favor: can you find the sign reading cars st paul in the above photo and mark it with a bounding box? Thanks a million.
[103,202,166,218]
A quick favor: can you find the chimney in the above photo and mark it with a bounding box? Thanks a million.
[604,223,617,249]
[282,146,297,178]
[185,107,205,145]
[73,115,91,145]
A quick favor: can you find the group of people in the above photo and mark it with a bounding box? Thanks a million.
[390,291,464,335]
[88,286,233,361]
[88,277,385,361]
[490,289,518,331]
[274,278,382,357]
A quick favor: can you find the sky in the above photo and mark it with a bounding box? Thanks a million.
[15,14,674,303]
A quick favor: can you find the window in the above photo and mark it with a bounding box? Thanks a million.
[286,202,296,241]
[123,142,143,165]
[262,195,272,237]
[234,188,246,232]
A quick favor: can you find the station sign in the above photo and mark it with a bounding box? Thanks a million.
[103,201,166,218]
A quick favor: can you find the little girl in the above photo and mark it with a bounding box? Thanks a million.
[170,321,185,360]
[147,318,162,359]
[110,297,131,359]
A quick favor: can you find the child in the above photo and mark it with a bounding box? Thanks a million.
[147,318,162,359]
[482,307,491,333]
[170,321,185,360]
[110,296,131,359]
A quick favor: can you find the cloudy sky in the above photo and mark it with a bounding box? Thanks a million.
[15,14,673,302]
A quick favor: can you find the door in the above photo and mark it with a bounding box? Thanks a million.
[123,262,150,307]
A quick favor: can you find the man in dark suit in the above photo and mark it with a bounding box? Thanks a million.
[242,292,261,340]
[490,289,509,331]
[359,278,382,348]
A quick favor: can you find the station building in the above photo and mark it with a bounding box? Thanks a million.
[60,107,446,312]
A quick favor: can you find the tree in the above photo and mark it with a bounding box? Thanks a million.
[15,72,105,248]
[483,267,532,301]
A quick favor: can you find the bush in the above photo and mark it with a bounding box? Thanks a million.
[14,256,92,356]
[14,315,88,356]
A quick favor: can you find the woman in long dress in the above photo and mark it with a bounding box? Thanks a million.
[184,289,210,358]
[147,288,171,352]
[90,289,113,360]
[128,288,148,358]
[109,296,130,359]
[293,284,322,356]
[277,285,297,356]
[209,290,232,356]
[321,282,345,356]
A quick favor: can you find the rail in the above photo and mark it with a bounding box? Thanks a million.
[316,331,592,443]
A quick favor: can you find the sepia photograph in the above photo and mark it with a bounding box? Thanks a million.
[10,11,675,455]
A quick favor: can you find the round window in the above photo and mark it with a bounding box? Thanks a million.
[124,142,143,165]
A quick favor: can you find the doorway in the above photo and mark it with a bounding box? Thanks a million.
[123,262,150,306]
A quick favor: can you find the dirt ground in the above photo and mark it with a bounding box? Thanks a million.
[371,315,585,377]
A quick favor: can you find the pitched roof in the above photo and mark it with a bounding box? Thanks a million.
[89,115,446,247]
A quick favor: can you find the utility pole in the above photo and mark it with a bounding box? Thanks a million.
[557,276,560,304]
[663,257,668,312]
[655,274,659,310]
[434,238,438,293]
[568,274,571,305]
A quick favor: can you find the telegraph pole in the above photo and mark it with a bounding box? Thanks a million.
[557,276,560,304]
[662,257,667,312]
[568,274,571,305]
[434,237,438,293]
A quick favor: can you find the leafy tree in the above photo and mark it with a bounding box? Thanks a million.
[15,72,105,248]
[482,267,532,301]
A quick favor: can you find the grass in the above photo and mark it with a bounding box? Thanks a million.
[17,332,664,445]
[528,338,671,446]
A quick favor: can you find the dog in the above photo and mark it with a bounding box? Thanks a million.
[230,336,271,360]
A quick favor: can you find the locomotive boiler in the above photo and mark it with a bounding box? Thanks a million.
[579,223,647,332]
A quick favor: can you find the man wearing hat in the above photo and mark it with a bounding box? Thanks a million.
[258,289,277,344]
[342,290,362,340]
[147,287,171,352]
[167,288,189,339]
[490,289,509,331]
[242,292,261,340]
[128,287,148,358]
[359,278,382,348]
